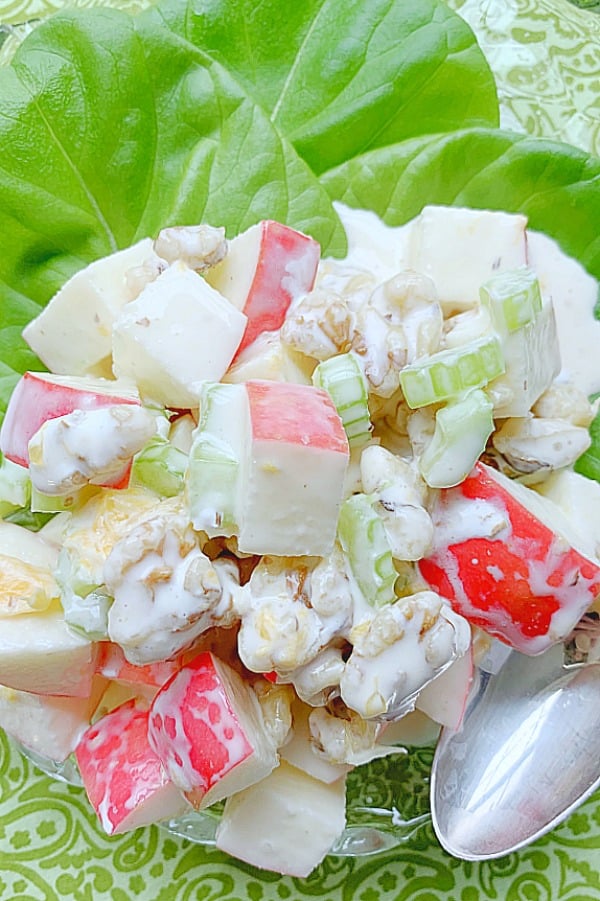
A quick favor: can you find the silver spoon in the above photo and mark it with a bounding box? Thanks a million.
[430,615,600,860]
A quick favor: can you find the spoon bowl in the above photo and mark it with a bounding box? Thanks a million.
[431,641,600,860]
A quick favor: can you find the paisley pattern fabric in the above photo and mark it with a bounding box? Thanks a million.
[2,729,600,901]
[1,0,600,898]
[448,0,600,156]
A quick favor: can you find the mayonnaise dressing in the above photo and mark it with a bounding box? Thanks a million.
[527,230,600,397]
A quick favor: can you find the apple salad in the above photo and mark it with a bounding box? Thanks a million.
[0,204,599,876]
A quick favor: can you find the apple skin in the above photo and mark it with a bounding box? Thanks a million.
[0,372,139,468]
[95,641,194,690]
[75,699,189,835]
[208,220,320,358]
[147,651,277,810]
[237,379,349,556]
[419,462,600,655]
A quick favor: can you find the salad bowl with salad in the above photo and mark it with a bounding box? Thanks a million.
[0,0,600,893]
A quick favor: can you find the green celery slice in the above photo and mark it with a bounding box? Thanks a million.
[0,455,30,516]
[419,389,494,488]
[399,334,504,409]
[312,352,372,448]
[187,383,244,536]
[338,493,396,607]
[479,267,542,333]
[131,436,188,498]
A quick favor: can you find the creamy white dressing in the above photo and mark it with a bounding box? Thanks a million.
[332,202,413,280]
[340,592,470,720]
[527,230,600,396]
[334,204,600,398]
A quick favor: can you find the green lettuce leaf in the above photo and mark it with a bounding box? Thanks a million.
[0,6,347,417]
[321,128,600,282]
[0,0,499,427]
[150,0,499,174]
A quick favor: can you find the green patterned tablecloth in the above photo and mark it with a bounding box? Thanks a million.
[1,1,599,899]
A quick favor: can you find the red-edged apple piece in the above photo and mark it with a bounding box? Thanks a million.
[238,379,349,555]
[95,642,193,690]
[207,220,320,357]
[419,462,600,655]
[75,700,189,835]
[0,372,139,468]
[148,651,277,809]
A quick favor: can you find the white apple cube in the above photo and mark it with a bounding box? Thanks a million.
[224,331,313,385]
[415,646,474,730]
[112,262,247,408]
[488,298,561,418]
[536,469,600,562]
[76,700,190,835]
[238,380,349,555]
[0,371,140,468]
[0,677,106,762]
[22,239,157,377]
[280,701,351,784]
[206,220,320,356]
[408,206,528,312]
[187,380,349,556]
[0,610,97,697]
[215,760,346,877]
[0,519,59,570]
[148,651,277,810]
[0,521,60,616]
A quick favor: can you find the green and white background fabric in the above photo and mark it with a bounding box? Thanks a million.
[0,0,599,898]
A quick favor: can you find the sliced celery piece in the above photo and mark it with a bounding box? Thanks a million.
[131,436,188,497]
[480,267,542,333]
[187,382,245,536]
[399,335,504,409]
[30,484,98,513]
[55,548,112,640]
[338,493,396,607]
[419,389,494,488]
[0,455,30,516]
[312,352,372,447]
[3,508,54,531]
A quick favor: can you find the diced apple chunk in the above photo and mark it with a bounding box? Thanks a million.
[224,331,313,385]
[187,380,349,556]
[22,239,157,377]
[148,652,277,810]
[0,519,59,569]
[75,700,189,835]
[280,701,351,784]
[415,646,474,730]
[0,372,140,468]
[112,262,247,408]
[206,220,320,356]
[215,760,346,877]
[407,206,528,312]
[95,641,192,689]
[0,677,106,762]
[239,380,349,555]
[419,462,600,654]
[0,610,98,696]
